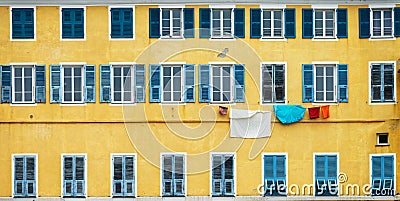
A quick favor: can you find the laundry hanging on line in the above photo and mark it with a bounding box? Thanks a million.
[273,105,306,124]
[230,109,271,138]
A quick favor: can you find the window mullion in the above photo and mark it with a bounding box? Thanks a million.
[271,11,275,37]
[381,11,384,37]
[220,10,223,37]
[324,67,327,102]
[170,10,173,36]
[272,65,276,102]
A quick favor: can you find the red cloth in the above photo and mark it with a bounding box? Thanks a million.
[321,105,330,119]
[309,107,320,119]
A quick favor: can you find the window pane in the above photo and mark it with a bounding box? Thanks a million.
[114,157,123,180]
[64,157,73,180]
[15,158,24,180]
[75,157,84,180]
[163,156,173,179]
[224,156,233,179]
[212,156,222,179]
[125,156,134,180]
[26,157,35,180]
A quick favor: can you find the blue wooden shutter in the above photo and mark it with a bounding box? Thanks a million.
[337,64,348,102]
[174,155,185,196]
[263,155,274,196]
[359,8,371,38]
[124,156,135,196]
[149,8,160,38]
[12,9,23,39]
[284,8,296,38]
[62,8,84,39]
[250,8,261,38]
[336,8,348,38]
[383,156,394,194]
[12,8,34,39]
[25,156,36,196]
[302,64,313,102]
[184,64,195,102]
[135,64,145,103]
[315,156,325,196]
[162,155,173,196]
[199,8,211,38]
[198,64,210,102]
[123,9,133,38]
[75,156,85,196]
[111,8,122,38]
[302,9,313,38]
[234,64,245,102]
[212,155,223,196]
[223,155,234,196]
[394,7,400,37]
[50,65,61,103]
[371,156,382,195]
[1,65,11,103]
[275,155,286,196]
[234,8,245,38]
[100,64,111,103]
[149,64,161,102]
[184,8,194,38]
[112,156,123,196]
[84,65,95,103]
[35,65,46,103]
[74,8,84,38]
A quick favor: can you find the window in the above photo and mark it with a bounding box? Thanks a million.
[262,10,283,38]
[110,7,134,39]
[198,64,244,103]
[62,155,86,197]
[161,154,185,196]
[261,64,285,103]
[263,154,286,196]
[61,8,84,39]
[11,8,35,39]
[13,155,36,197]
[314,154,338,196]
[199,8,245,39]
[149,8,194,38]
[377,133,389,145]
[112,155,136,197]
[302,8,348,39]
[50,64,95,103]
[370,63,395,103]
[0,64,45,104]
[149,64,195,103]
[371,155,395,196]
[250,8,295,39]
[302,64,348,103]
[112,65,134,103]
[211,154,235,197]
[359,8,400,39]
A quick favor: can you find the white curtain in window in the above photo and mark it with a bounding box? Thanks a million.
[230,109,271,138]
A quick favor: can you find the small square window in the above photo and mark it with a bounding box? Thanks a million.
[377,133,389,145]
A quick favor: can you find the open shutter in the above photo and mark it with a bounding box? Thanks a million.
[100,65,111,103]
[234,64,245,102]
[84,65,95,103]
[198,64,210,102]
[285,8,296,38]
[359,8,371,38]
[149,8,160,38]
[234,8,245,38]
[50,65,61,103]
[337,64,348,102]
[302,64,313,102]
[250,8,261,38]
[124,156,135,196]
[336,8,348,38]
[302,9,313,38]
[149,64,161,103]
[174,155,185,196]
[394,7,400,37]
[135,64,145,103]
[1,65,11,103]
[162,155,173,196]
[183,8,194,38]
[35,65,46,103]
[199,8,211,38]
[184,64,195,102]
[26,156,36,196]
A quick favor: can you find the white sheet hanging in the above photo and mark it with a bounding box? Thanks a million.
[229,109,271,138]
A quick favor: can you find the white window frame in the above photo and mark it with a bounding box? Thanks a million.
[110,153,137,197]
[261,153,288,196]
[10,6,36,41]
[368,61,396,104]
[260,62,287,104]
[376,133,389,146]
[108,6,135,40]
[314,9,336,39]
[59,6,87,41]
[211,8,234,39]
[313,64,337,103]
[369,153,396,196]
[110,64,135,104]
[60,63,85,104]
[209,152,236,197]
[370,8,394,38]
[60,153,87,198]
[261,9,284,39]
[160,152,187,196]
[12,154,38,198]
[161,64,184,103]
[210,64,234,104]
[160,8,184,39]
[312,153,340,196]
[11,63,36,104]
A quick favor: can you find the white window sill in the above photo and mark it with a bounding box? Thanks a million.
[260,38,287,42]
[376,143,390,146]
[11,38,36,41]
[60,103,87,106]
[312,38,338,42]
[10,103,37,106]
[312,102,338,106]
[60,38,86,41]
[160,37,185,40]
[369,37,396,41]
[209,102,236,105]
[369,101,396,105]
[109,37,136,41]
[109,103,137,106]
[160,102,186,105]
[261,102,287,105]
[209,38,236,41]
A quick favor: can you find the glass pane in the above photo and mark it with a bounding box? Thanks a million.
[74,67,81,76]
[173,77,181,91]
[163,156,173,179]
[326,77,334,91]
[125,156,134,180]
[15,68,22,77]
[26,157,35,180]
[74,92,82,101]
[15,158,24,180]
[212,156,222,179]
[114,67,121,76]
[175,156,184,179]
[64,157,73,180]
[316,77,324,91]
[75,157,84,180]
[74,77,81,91]
[114,157,123,180]
[124,92,132,101]
[224,156,233,179]
[15,78,22,92]
[114,92,121,102]
[114,77,121,91]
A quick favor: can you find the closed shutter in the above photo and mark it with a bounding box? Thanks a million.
[250,9,261,38]
[212,155,223,196]
[223,155,234,196]
[174,155,185,196]
[50,65,61,103]
[284,8,296,38]
[35,65,46,103]
[184,64,195,102]
[113,156,124,196]
[100,64,111,103]
[84,65,96,103]
[1,65,11,103]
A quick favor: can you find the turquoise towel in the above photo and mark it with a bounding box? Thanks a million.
[273,105,306,124]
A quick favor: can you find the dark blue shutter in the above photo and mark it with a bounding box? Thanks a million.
[62,8,84,39]
[199,8,211,38]
[394,7,400,37]
[50,65,61,103]
[337,64,348,102]
[12,9,23,39]
[234,64,245,102]
[302,9,313,38]
[100,64,111,103]
[184,64,195,102]
[123,8,133,38]
[35,65,46,103]
[359,8,371,38]
[234,8,245,38]
[12,8,34,39]
[371,156,381,195]
[284,8,296,38]
[302,64,313,102]
[149,8,160,38]
[111,8,122,38]
[149,64,161,102]
[183,8,194,38]
[198,64,210,102]
[336,8,348,38]
[74,8,84,38]
[111,8,133,38]
[250,8,261,38]
[1,65,11,103]
[84,65,95,103]
[135,64,145,103]
[315,156,325,196]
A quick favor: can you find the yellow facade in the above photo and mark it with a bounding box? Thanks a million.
[0,2,399,199]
